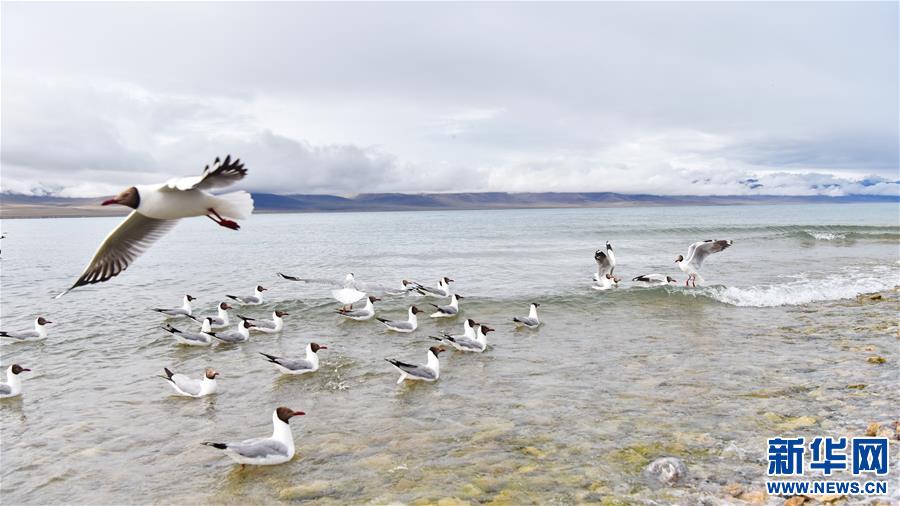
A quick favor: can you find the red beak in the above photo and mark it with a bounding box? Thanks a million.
[293,411,306,417]
[101,198,118,206]
[319,345,328,349]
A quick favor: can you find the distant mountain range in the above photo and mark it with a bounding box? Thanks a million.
[1,191,897,218]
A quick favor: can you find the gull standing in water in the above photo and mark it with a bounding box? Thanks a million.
[202,407,305,468]
[429,294,464,318]
[239,311,288,333]
[592,242,621,290]
[152,294,196,319]
[675,239,733,287]
[161,367,219,397]
[336,296,380,321]
[433,323,494,353]
[161,318,216,346]
[0,364,31,398]
[632,274,678,285]
[376,306,422,333]
[212,320,253,344]
[227,285,267,306]
[385,346,445,384]
[0,317,52,341]
[413,277,454,298]
[58,155,253,297]
[513,303,541,329]
[259,343,327,375]
[202,302,233,329]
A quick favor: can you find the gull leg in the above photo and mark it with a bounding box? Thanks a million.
[207,208,240,230]
[685,278,690,287]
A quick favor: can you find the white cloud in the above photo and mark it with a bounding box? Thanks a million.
[1,2,896,198]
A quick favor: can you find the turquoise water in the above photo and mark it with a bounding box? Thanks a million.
[1,203,898,504]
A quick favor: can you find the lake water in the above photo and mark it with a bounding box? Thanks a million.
[1,203,898,504]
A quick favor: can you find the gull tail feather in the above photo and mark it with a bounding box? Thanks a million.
[213,191,254,220]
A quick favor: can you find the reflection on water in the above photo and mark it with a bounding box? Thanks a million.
[1,204,898,504]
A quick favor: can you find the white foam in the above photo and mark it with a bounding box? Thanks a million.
[695,272,899,307]
[804,231,846,241]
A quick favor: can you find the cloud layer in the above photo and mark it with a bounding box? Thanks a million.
[2,2,897,197]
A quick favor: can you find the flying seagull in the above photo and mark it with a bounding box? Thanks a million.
[592,242,620,290]
[675,239,733,287]
[58,156,253,297]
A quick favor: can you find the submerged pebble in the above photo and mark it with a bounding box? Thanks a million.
[278,480,332,500]
[644,457,687,486]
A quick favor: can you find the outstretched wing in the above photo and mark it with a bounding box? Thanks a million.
[594,248,613,277]
[686,239,732,269]
[277,272,342,287]
[166,155,247,191]
[59,212,178,297]
[605,242,616,274]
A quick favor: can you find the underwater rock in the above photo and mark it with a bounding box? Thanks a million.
[722,483,744,497]
[644,457,687,486]
[458,483,484,499]
[783,496,806,506]
[436,498,471,506]
[763,412,818,430]
[803,494,845,503]
[486,488,532,505]
[278,480,332,500]
[519,446,546,458]
[866,356,886,364]
[847,384,867,389]
[737,490,768,504]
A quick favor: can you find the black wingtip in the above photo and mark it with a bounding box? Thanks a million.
[0,332,7,337]
[258,352,278,362]
[225,295,238,301]
[202,442,227,450]
[376,317,389,323]
[163,367,175,380]
[161,324,179,334]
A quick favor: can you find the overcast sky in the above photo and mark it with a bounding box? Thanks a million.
[2,2,897,197]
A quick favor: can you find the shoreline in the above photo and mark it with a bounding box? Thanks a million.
[1,198,896,220]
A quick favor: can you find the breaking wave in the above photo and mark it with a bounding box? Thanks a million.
[689,273,898,307]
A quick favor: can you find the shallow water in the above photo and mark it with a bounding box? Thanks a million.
[1,203,898,504]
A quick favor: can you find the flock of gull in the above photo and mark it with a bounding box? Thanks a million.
[0,155,733,468]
